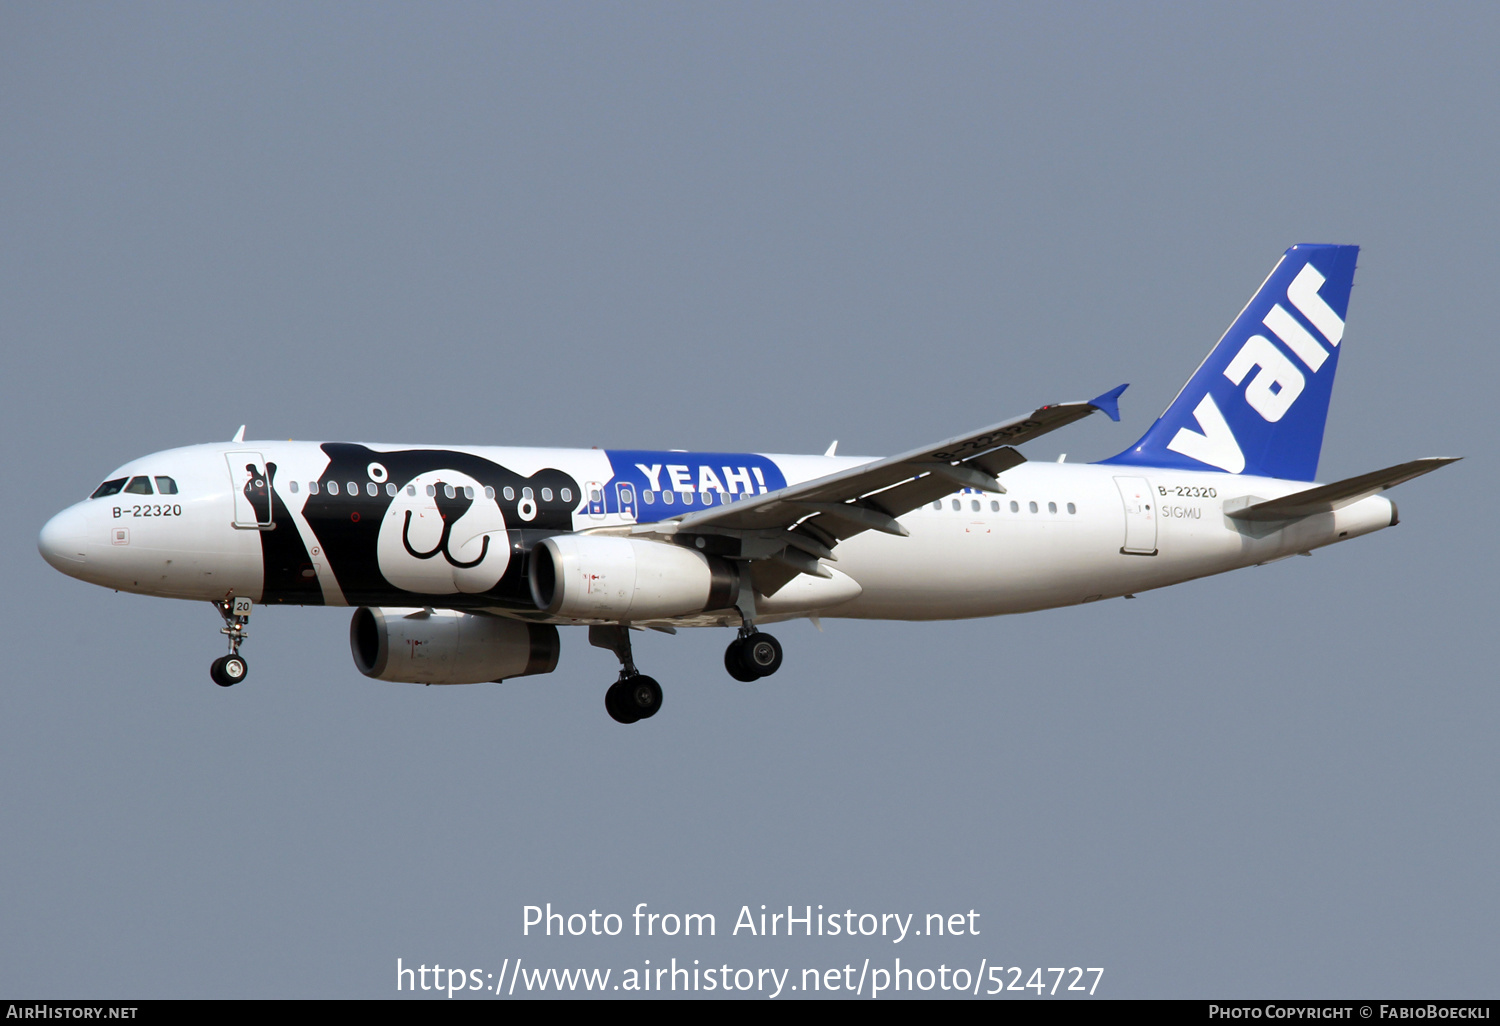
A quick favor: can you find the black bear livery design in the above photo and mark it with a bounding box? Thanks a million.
[400,482,492,568]
[243,461,325,605]
[243,464,272,523]
[284,443,581,610]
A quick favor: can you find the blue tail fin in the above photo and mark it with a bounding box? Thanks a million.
[1100,244,1358,481]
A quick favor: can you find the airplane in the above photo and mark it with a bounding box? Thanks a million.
[38,244,1457,723]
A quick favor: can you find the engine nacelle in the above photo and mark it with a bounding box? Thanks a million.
[529,534,739,620]
[350,607,560,685]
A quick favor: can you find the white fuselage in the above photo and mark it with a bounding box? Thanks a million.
[39,440,1395,625]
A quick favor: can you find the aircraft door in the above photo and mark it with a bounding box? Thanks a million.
[226,452,274,529]
[615,482,637,521]
[1113,476,1157,555]
[586,481,606,519]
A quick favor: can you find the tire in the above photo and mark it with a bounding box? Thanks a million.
[605,681,640,724]
[211,654,247,687]
[629,675,663,719]
[742,633,783,677]
[724,639,760,682]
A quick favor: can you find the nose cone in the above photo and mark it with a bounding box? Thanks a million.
[39,505,90,574]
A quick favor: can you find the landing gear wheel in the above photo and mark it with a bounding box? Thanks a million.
[211,654,247,687]
[605,674,663,723]
[628,675,663,719]
[605,680,641,724]
[211,596,252,688]
[742,632,783,677]
[724,639,760,682]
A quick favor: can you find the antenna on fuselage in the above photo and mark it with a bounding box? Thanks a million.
[824,440,838,457]
[232,425,246,443]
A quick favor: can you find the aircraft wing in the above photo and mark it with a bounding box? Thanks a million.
[631,385,1127,589]
[1225,457,1460,522]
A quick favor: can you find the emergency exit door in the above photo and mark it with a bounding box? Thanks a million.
[226,452,274,529]
[1113,476,1157,555]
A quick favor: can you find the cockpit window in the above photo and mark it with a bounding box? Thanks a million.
[154,476,179,495]
[91,478,127,499]
[124,476,154,495]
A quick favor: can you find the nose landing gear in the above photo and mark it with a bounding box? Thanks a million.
[211,595,253,687]
[590,625,663,724]
[210,653,248,687]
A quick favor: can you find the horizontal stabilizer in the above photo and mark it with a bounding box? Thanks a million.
[1225,457,1460,522]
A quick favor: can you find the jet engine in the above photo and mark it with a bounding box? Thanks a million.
[529,534,739,620]
[349,607,560,685]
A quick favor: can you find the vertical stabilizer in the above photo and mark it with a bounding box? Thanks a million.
[1100,244,1359,481]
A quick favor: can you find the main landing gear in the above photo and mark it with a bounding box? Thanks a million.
[587,617,784,722]
[723,587,783,682]
[210,595,253,687]
[590,626,663,725]
[724,628,783,682]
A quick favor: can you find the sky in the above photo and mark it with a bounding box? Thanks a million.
[3,2,1497,1000]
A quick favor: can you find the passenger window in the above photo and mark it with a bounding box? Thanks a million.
[125,476,154,495]
[951,499,961,511]
[406,485,415,496]
[1029,501,1038,513]
[1048,502,1057,513]
[444,485,456,499]
[662,491,674,506]
[1067,502,1076,515]
[971,500,981,512]
[522,487,534,500]
[347,481,358,496]
[644,491,656,504]
[367,482,378,497]
[386,483,397,496]
[289,480,299,494]
[154,476,179,495]
[464,486,474,500]
[560,488,572,502]
[484,486,495,499]
[990,501,1000,512]
[503,487,515,501]
[309,481,320,495]
[426,485,436,497]
[328,481,340,496]
[91,478,128,499]
[541,487,552,501]
[1009,501,1019,513]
